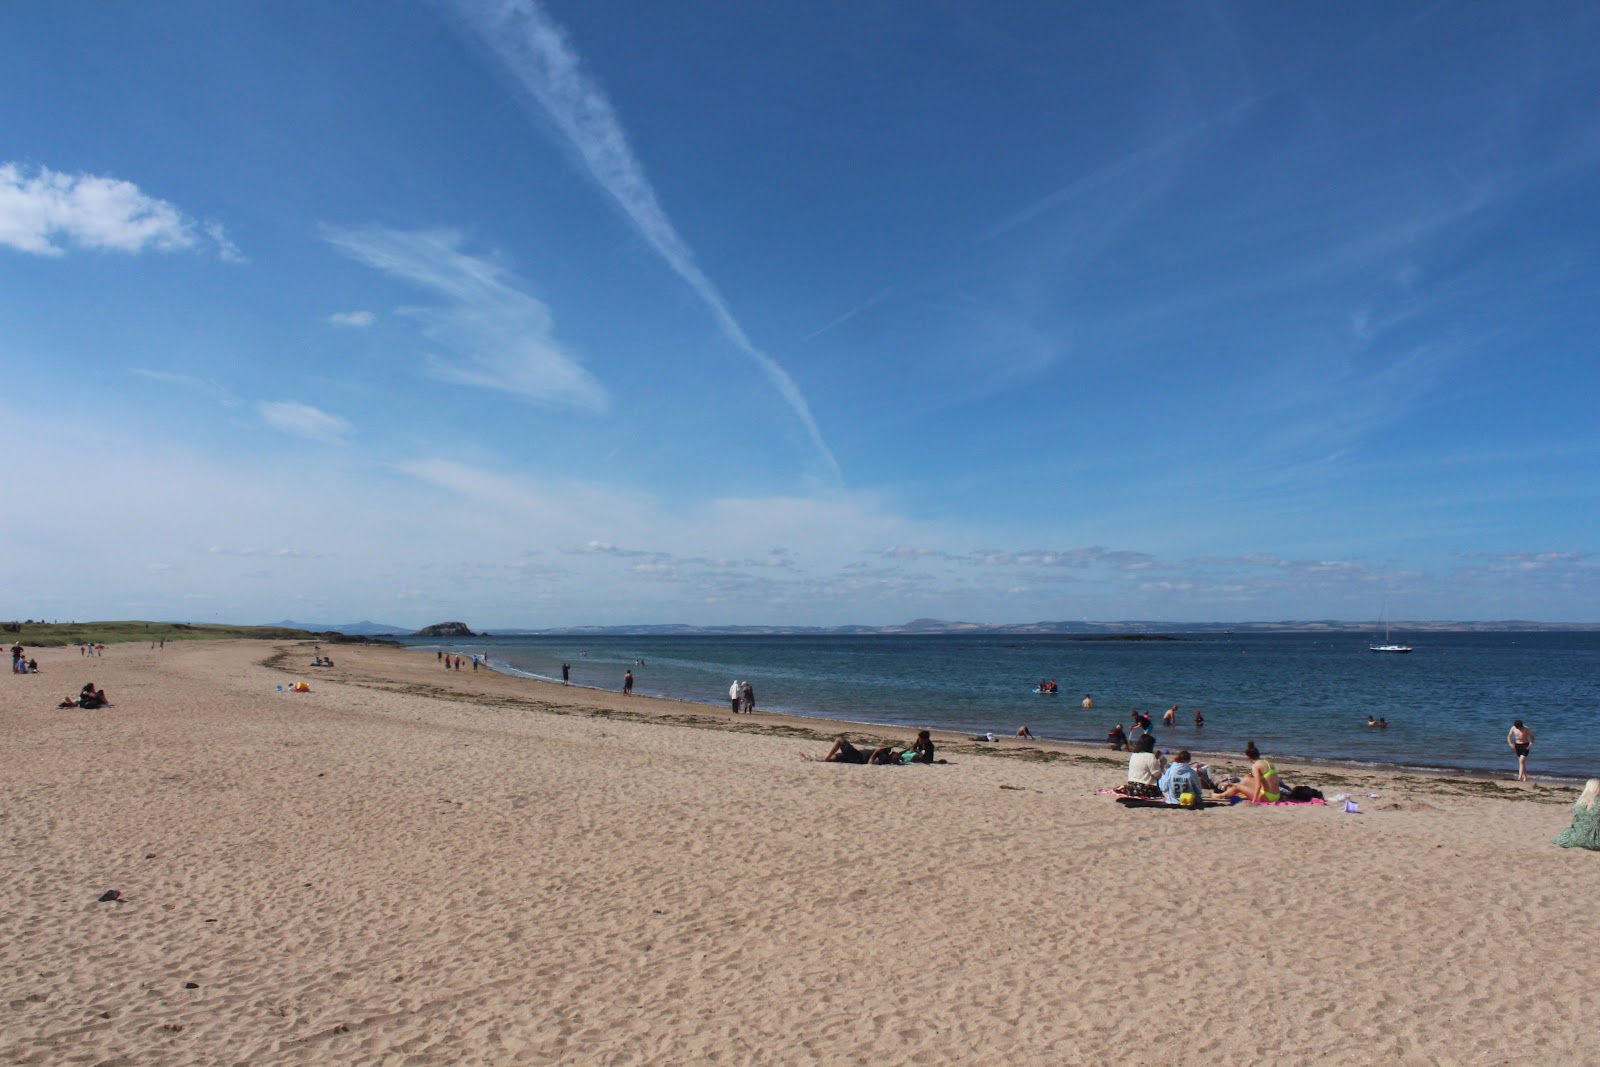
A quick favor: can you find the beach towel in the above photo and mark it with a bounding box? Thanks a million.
[1115,796,1222,809]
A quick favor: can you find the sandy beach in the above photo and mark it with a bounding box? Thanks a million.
[3,639,1591,1065]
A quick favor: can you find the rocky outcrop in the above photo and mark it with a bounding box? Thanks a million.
[413,621,476,638]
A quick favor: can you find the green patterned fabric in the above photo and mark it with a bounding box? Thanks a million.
[1553,801,1600,850]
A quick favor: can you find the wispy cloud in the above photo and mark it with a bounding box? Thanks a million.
[327,310,376,328]
[259,400,352,444]
[324,225,608,412]
[801,287,895,342]
[207,545,327,559]
[441,0,840,481]
[0,162,239,258]
[133,368,239,407]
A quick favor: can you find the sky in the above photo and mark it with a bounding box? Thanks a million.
[3,0,1598,628]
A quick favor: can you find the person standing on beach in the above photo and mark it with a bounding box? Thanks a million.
[741,680,755,714]
[562,662,571,684]
[729,680,742,714]
[1508,720,1534,781]
[623,669,633,696]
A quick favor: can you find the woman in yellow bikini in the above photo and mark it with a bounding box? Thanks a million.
[1216,743,1284,804]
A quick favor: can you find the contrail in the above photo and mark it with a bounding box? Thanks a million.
[441,0,842,482]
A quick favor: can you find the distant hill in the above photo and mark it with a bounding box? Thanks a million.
[271,619,411,635]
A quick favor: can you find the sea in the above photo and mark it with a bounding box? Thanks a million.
[407,631,1600,780]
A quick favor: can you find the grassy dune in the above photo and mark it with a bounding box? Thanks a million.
[3,620,322,647]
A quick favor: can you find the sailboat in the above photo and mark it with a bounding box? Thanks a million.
[1369,606,1412,653]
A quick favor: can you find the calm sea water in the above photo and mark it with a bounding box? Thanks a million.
[412,632,1600,780]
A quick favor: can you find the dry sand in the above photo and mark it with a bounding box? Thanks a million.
[2,639,1592,1065]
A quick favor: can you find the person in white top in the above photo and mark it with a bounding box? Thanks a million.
[1122,735,1167,797]
[729,681,743,715]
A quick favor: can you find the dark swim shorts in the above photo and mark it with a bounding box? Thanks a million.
[1514,743,1530,757]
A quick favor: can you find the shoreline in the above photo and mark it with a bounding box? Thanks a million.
[412,641,1582,794]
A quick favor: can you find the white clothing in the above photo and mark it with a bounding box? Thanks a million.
[1127,751,1164,785]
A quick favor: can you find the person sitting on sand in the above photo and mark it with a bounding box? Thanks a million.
[1215,746,1284,803]
[1159,750,1205,806]
[78,683,112,709]
[804,736,900,765]
[1121,735,1166,799]
[905,729,948,764]
[1107,724,1128,751]
[1016,725,1035,739]
[1553,778,1600,851]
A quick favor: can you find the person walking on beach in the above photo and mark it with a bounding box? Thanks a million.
[729,680,742,714]
[1507,720,1534,781]
[623,669,634,696]
[741,680,755,714]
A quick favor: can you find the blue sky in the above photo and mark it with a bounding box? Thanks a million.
[3,0,1597,627]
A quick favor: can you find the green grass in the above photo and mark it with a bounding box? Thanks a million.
[3,620,321,647]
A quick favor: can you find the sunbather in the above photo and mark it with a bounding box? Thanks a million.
[1214,747,1284,803]
[803,737,900,765]
[1120,734,1166,798]
[905,729,948,764]
[77,683,112,709]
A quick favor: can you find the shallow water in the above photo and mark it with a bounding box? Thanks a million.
[413,632,1600,779]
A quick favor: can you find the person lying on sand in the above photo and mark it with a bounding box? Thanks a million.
[802,737,902,765]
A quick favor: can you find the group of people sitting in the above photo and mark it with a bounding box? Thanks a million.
[804,729,948,765]
[12,656,40,674]
[1117,738,1318,807]
[309,654,336,667]
[59,682,112,709]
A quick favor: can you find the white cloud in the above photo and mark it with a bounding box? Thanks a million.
[441,0,840,481]
[327,310,377,328]
[259,400,352,444]
[0,162,239,259]
[324,226,608,412]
